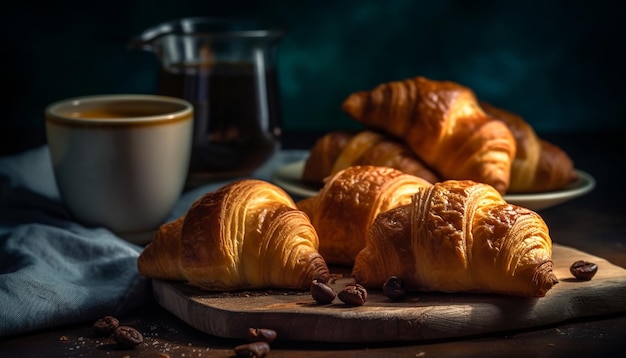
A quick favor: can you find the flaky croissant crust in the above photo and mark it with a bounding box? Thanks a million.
[137,179,330,291]
[342,76,516,194]
[353,180,558,297]
[297,165,432,266]
[480,101,578,193]
[302,130,439,186]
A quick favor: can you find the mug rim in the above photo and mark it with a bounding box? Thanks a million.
[45,94,193,126]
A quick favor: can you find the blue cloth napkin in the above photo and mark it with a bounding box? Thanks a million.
[0,146,151,338]
[0,145,308,338]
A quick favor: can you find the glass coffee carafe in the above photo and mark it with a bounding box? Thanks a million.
[130,17,283,185]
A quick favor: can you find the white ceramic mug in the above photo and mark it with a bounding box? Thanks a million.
[45,94,193,244]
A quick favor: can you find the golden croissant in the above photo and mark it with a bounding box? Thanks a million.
[297,165,432,266]
[480,101,578,193]
[302,130,439,186]
[137,179,330,291]
[352,180,558,297]
[342,76,516,194]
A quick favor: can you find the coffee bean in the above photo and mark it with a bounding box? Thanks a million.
[570,260,598,280]
[92,316,119,336]
[383,276,406,300]
[246,328,277,343]
[310,279,336,304]
[112,326,144,349]
[338,284,367,306]
[234,341,270,357]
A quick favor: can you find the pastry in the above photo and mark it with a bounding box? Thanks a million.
[480,101,577,193]
[297,165,432,266]
[137,179,330,290]
[352,180,558,297]
[302,130,439,186]
[342,76,516,194]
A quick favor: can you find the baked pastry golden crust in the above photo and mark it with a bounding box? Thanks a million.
[137,179,330,290]
[297,165,432,266]
[342,76,516,194]
[480,101,577,193]
[301,130,354,185]
[352,180,558,297]
[302,130,439,186]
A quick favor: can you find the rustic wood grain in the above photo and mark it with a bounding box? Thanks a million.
[152,244,626,342]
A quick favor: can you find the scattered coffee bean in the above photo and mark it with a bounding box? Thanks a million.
[313,275,328,284]
[383,276,406,300]
[112,326,144,349]
[338,283,367,306]
[310,279,336,304]
[570,260,598,280]
[92,316,120,336]
[234,341,270,357]
[246,327,277,343]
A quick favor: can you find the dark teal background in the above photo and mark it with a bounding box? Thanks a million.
[1,0,624,155]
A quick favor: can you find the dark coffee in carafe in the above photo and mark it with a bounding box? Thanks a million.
[157,61,281,180]
[130,17,283,185]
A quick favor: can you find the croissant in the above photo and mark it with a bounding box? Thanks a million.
[297,165,432,266]
[137,179,330,290]
[480,101,578,193]
[341,76,516,194]
[302,130,440,186]
[352,180,558,297]
[301,130,353,185]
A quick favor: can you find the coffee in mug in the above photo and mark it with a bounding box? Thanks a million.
[45,94,193,244]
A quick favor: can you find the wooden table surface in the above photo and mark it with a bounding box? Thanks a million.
[1,131,625,357]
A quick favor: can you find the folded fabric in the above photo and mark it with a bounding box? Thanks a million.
[0,146,150,338]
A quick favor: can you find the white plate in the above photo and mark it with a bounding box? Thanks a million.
[271,160,596,211]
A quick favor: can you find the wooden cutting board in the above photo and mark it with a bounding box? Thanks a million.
[152,244,626,343]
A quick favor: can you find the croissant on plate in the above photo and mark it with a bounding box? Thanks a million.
[301,130,439,186]
[352,180,558,297]
[342,76,516,194]
[479,101,578,193]
[297,165,432,266]
[137,179,330,291]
